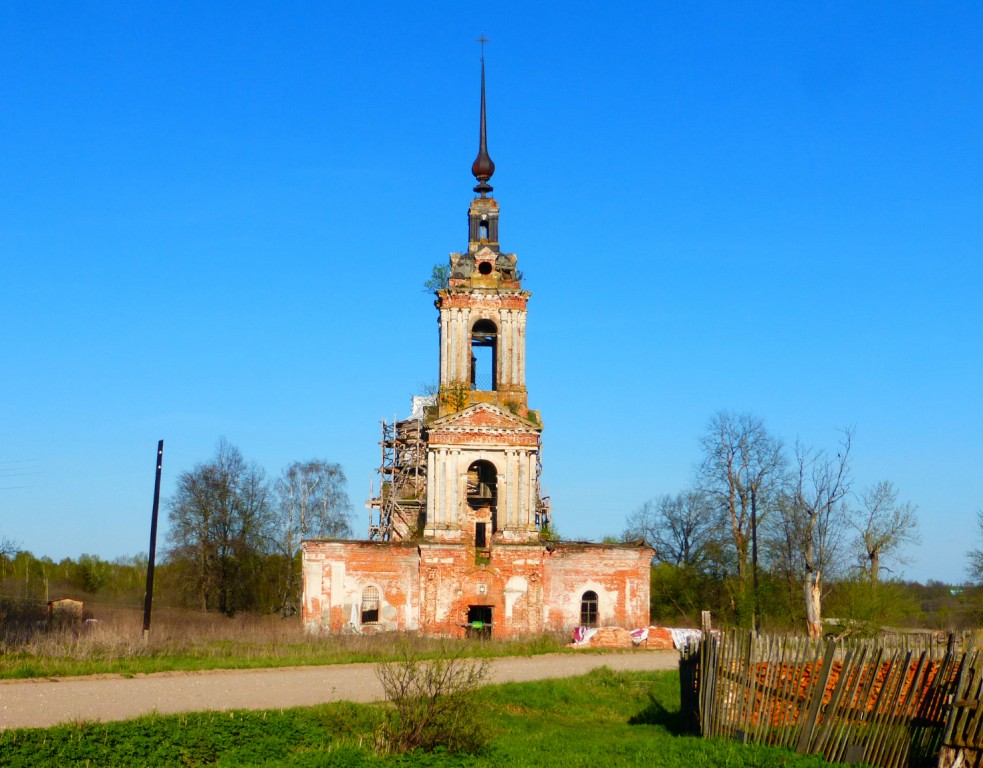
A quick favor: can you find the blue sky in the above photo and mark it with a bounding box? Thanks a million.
[1,3,980,584]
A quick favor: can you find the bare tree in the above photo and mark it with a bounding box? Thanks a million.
[697,411,785,623]
[167,439,273,615]
[272,460,352,615]
[0,537,16,559]
[623,491,720,570]
[786,430,853,638]
[967,511,983,584]
[850,480,919,584]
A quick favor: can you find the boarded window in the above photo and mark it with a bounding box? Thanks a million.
[581,591,599,627]
[361,586,380,624]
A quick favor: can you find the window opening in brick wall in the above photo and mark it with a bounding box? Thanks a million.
[580,591,599,627]
[361,586,380,624]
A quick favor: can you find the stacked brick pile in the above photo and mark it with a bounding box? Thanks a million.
[569,626,679,650]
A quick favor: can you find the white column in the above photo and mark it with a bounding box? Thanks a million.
[517,450,528,527]
[448,311,457,384]
[461,451,472,530]
[509,309,522,385]
[426,449,436,531]
[443,449,454,527]
[451,449,462,527]
[497,309,509,387]
[517,312,527,387]
[460,308,472,385]
[503,450,514,527]
[439,310,448,384]
[527,452,537,529]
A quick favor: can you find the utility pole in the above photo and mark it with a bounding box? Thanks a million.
[751,482,760,635]
[142,440,163,641]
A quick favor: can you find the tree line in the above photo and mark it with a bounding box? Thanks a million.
[624,411,923,636]
[4,424,983,631]
[0,439,353,618]
[166,439,353,616]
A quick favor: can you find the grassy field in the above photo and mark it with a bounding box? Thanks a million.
[0,668,851,767]
[0,606,577,679]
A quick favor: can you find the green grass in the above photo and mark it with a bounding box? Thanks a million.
[0,668,853,767]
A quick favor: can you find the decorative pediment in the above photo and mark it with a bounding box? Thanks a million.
[429,402,540,432]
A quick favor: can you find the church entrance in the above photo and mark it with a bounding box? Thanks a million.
[466,605,493,638]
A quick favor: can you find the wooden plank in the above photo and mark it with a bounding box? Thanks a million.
[856,648,898,767]
[813,643,855,757]
[947,649,975,744]
[796,639,837,754]
[751,634,780,745]
[960,659,983,750]
[828,643,873,765]
[781,635,814,750]
[910,641,959,763]
[883,650,929,768]
[866,649,912,768]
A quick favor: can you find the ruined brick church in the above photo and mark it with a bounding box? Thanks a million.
[301,56,652,638]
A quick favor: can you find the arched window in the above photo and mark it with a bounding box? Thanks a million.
[470,319,497,391]
[361,586,380,624]
[580,591,599,627]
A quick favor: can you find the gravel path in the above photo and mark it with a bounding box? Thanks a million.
[0,651,679,731]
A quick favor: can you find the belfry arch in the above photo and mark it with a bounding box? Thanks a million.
[470,319,498,391]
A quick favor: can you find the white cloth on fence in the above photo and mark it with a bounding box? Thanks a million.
[670,628,702,650]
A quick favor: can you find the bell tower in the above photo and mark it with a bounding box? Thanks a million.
[424,52,546,545]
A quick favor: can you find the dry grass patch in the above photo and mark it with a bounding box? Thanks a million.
[0,604,569,678]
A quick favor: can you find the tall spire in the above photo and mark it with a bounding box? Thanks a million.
[471,36,495,197]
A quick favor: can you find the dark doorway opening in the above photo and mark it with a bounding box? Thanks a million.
[467,605,493,638]
[475,522,487,548]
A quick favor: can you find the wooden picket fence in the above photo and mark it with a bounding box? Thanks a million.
[679,630,983,768]
[939,647,983,768]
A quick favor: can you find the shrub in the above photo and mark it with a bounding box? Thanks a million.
[375,645,490,754]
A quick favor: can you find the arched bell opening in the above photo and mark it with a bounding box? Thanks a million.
[467,460,498,546]
[470,319,497,391]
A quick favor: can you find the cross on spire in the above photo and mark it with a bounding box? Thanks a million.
[471,35,495,197]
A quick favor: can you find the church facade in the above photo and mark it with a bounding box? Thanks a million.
[301,58,652,638]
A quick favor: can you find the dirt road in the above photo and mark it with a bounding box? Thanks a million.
[0,651,679,731]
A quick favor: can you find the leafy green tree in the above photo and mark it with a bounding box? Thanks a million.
[73,554,111,593]
[423,263,450,294]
